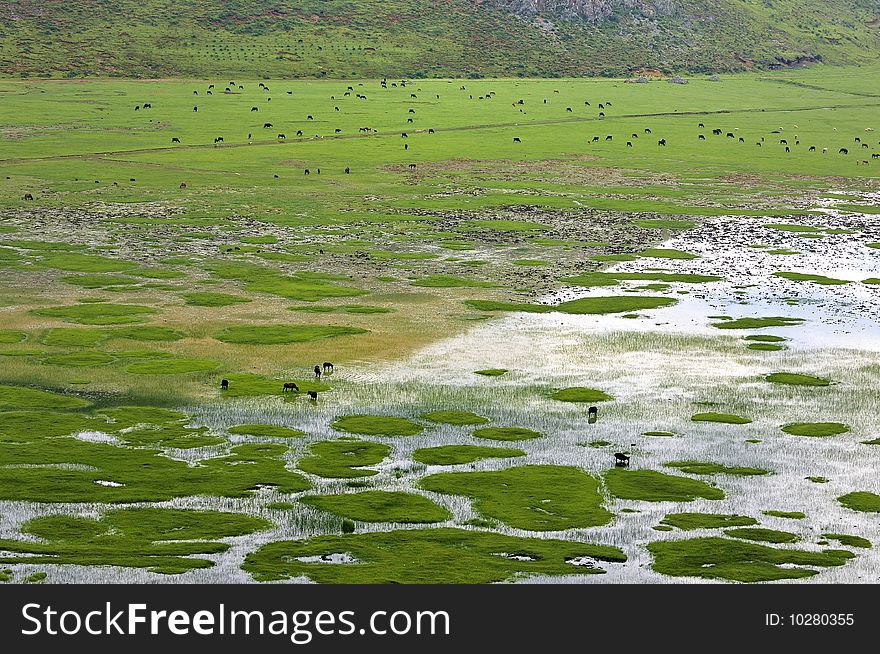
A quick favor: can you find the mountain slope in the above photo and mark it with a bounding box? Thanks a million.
[0,0,878,78]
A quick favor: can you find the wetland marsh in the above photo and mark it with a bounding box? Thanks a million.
[0,68,878,584]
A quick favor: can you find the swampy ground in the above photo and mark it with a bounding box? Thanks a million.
[0,67,878,584]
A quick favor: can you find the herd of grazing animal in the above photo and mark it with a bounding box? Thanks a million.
[221,362,334,400]
[21,79,869,201]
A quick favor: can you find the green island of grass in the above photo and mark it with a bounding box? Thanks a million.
[420,465,611,530]
[0,508,271,575]
[301,490,451,524]
[297,440,390,478]
[659,513,758,530]
[648,537,854,582]
[419,410,489,426]
[781,422,849,437]
[242,528,625,583]
[332,415,423,437]
[412,445,526,466]
[604,468,724,502]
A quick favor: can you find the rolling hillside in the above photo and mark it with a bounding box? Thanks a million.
[0,0,878,78]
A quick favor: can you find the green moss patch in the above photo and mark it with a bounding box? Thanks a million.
[43,352,115,367]
[0,435,310,503]
[332,415,423,437]
[648,537,854,582]
[781,422,849,437]
[474,368,507,376]
[604,468,724,502]
[691,412,752,424]
[0,330,27,344]
[773,272,851,285]
[215,325,368,344]
[126,358,219,375]
[551,387,614,403]
[765,372,831,386]
[210,263,366,302]
[725,527,799,543]
[297,440,390,478]
[763,510,805,519]
[712,316,804,330]
[638,248,700,260]
[41,326,184,347]
[472,426,542,441]
[41,253,134,273]
[420,465,611,530]
[660,513,758,530]
[466,296,676,315]
[32,303,157,325]
[0,508,270,575]
[748,343,785,351]
[838,492,880,513]
[181,292,251,307]
[419,410,489,426]
[412,445,525,466]
[823,534,871,549]
[243,528,625,583]
[632,219,696,230]
[228,424,306,439]
[302,491,451,524]
[665,461,769,476]
[0,385,90,411]
[411,275,498,288]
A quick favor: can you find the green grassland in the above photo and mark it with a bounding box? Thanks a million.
[0,65,878,584]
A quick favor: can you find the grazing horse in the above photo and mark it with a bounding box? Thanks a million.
[626,141,632,147]
[193,106,198,111]
[614,453,630,466]
[658,139,666,146]
[839,148,849,155]
[304,169,310,175]
[263,123,273,128]
[22,193,33,201]
[408,163,417,169]
[588,406,598,420]
[345,167,350,173]
[698,134,706,140]
[308,391,318,401]
[428,128,435,134]
[297,130,303,136]
[314,365,322,379]
[251,107,259,111]
[278,133,286,139]
[171,137,181,143]
[605,135,612,141]
[323,362,334,373]
[644,128,651,133]
[566,107,572,112]
[282,382,299,393]
[220,379,229,390]
[513,137,521,142]
[179,182,187,189]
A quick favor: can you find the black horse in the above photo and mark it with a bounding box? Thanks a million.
[220,379,229,391]
[282,382,299,393]
[323,362,334,373]
[614,453,630,466]
[314,365,322,379]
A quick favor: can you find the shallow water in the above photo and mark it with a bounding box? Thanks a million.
[2,201,879,584]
